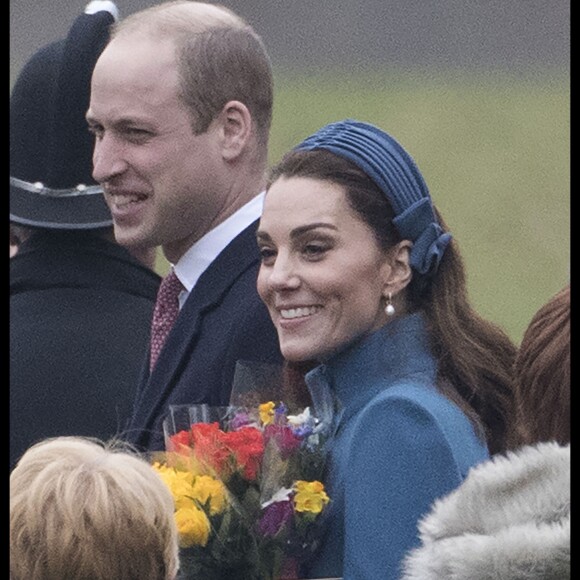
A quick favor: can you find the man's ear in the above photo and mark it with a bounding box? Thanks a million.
[381,240,413,296]
[217,100,252,161]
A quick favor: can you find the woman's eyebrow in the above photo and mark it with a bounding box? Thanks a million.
[289,223,338,238]
[257,222,337,243]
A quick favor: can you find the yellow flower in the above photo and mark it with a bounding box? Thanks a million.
[152,462,196,510]
[191,475,228,515]
[293,480,330,514]
[259,401,276,426]
[174,504,211,547]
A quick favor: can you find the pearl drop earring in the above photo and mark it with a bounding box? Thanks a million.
[385,292,395,316]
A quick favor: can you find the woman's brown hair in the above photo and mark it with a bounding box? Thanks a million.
[270,149,517,455]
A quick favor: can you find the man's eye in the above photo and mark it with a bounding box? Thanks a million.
[129,128,148,135]
[125,127,152,141]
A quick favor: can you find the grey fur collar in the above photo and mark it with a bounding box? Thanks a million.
[401,442,570,579]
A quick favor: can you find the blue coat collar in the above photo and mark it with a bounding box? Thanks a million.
[306,313,437,418]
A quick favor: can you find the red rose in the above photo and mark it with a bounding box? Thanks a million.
[169,429,192,454]
[190,422,232,477]
[223,426,265,481]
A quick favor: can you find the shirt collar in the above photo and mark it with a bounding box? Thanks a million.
[171,192,265,295]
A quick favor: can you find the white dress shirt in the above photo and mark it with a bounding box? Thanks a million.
[170,192,265,309]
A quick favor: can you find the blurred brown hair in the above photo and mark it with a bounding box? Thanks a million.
[511,284,570,447]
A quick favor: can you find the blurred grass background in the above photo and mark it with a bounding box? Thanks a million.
[156,69,569,345]
[11,1,568,348]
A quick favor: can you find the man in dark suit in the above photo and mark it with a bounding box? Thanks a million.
[9,2,161,470]
[88,1,283,451]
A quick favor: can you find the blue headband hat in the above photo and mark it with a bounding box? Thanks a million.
[295,119,452,277]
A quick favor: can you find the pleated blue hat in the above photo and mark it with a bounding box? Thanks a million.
[296,119,452,276]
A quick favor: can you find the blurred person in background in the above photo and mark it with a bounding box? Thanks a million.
[10,1,161,471]
[256,119,517,579]
[10,435,180,580]
[88,0,283,452]
[510,283,570,447]
[402,284,570,579]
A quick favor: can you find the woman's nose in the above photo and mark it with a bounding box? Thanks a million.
[266,254,301,291]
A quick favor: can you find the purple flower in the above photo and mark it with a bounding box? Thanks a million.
[230,411,252,431]
[258,499,294,537]
[292,425,313,439]
[274,402,288,424]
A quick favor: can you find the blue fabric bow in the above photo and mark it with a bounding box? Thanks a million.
[393,198,452,276]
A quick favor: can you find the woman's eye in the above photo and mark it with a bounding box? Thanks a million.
[303,244,328,258]
[87,124,103,139]
[259,247,276,263]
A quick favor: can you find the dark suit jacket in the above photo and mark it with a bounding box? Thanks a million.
[10,230,161,470]
[125,220,283,451]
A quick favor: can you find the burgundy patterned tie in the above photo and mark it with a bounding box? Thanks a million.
[149,269,184,372]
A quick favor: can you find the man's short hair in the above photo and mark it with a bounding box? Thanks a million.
[112,1,273,149]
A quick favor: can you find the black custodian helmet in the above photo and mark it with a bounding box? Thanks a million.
[10,1,119,229]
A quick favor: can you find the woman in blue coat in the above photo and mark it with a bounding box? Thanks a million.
[255,119,517,579]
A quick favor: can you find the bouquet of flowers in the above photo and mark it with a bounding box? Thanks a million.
[152,362,337,580]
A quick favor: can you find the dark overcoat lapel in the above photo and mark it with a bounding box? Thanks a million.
[127,220,283,450]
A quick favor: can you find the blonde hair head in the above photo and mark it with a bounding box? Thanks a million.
[10,436,179,580]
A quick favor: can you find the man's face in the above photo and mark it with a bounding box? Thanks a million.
[88,34,225,262]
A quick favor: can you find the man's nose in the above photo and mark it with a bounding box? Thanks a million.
[92,134,127,183]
